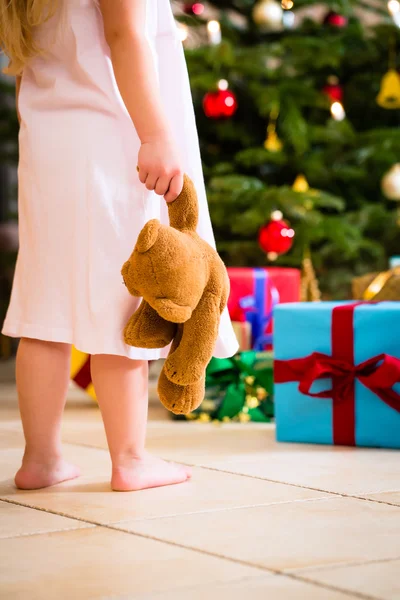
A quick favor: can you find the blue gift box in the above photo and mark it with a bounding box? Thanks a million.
[389,256,400,269]
[274,301,400,449]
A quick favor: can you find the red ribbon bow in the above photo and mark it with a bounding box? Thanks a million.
[274,303,400,446]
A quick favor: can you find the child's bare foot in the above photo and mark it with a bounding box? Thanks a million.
[111,453,192,492]
[14,456,81,490]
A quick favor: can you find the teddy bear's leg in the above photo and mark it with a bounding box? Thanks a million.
[158,367,205,415]
[163,293,221,386]
[124,300,177,349]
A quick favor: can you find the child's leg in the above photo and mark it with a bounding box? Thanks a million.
[14,338,81,490]
[90,354,192,491]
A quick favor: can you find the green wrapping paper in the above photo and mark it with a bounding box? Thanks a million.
[173,351,274,422]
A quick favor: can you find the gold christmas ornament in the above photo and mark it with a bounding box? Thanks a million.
[292,174,309,192]
[301,248,321,302]
[264,106,283,152]
[198,413,211,422]
[238,411,251,422]
[381,164,400,200]
[264,130,283,152]
[253,0,283,31]
[377,37,400,109]
[245,396,260,409]
[256,386,268,400]
[376,69,400,109]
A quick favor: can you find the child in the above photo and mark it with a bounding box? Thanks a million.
[0,0,238,492]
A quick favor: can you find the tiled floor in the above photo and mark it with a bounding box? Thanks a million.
[0,361,399,599]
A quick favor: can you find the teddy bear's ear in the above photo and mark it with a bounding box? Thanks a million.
[136,220,161,253]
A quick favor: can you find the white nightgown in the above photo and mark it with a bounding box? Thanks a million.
[2,0,239,359]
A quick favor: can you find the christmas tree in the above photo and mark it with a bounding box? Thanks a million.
[176,0,400,298]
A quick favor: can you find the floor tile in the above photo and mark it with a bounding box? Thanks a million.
[115,497,400,571]
[147,425,399,496]
[301,558,400,600]
[132,574,355,600]
[0,527,263,599]
[61,422,400,496]
[360,491,400,506]
[0,499,92,539]
[1,467,329,524]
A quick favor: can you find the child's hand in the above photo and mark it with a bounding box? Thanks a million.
[138,136,184,203]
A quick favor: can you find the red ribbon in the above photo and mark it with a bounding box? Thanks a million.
[274,303,400,446]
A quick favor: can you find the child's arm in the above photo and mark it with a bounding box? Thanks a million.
[100,0,183,202]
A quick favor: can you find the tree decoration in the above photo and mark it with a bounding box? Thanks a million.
[322,76,343,104]
[258,210,295,260]
[376,38,400,109]
[388,0,400,26]
[301,248,321,302]
[292,174,309,192]
[323,11,348,28]
[330,101,346,121]
[203,80,238,119]
[381,164,400,201]
[207,19,221,44]
[177,22,189,43]
[264,106,283,152]
[253,0,283,31]
[183,2,205,15]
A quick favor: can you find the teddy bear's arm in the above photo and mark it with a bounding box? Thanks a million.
[124,300,177,349]
[163,292,221,385]
[167,174,199,232]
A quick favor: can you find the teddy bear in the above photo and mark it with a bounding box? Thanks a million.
[121,174,230,415]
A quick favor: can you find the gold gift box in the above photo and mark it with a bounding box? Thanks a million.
[352,267,400,301]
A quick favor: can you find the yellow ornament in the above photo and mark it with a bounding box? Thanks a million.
[292,174,309,192]
[245,375,256,386]
[376,69,400,109]
[222,416,231,422]
[264,130,283,152]
[264,106,283,152]
[198,413,211,423]
[245,396,260,409]
[256,386,268,400]
[381,164,400,200]
[238,411,251,423]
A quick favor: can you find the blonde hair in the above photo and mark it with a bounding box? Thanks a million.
[0,0,58,75]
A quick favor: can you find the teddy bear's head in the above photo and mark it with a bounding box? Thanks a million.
[122,219,207,323]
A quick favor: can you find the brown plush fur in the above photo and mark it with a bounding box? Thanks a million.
[121,174,229,415]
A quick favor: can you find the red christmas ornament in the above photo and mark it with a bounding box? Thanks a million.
[258,211,295,258]
[323,11,348,28]
[203,89,238,119]
[183,2,205,15]
[322,76,343,103]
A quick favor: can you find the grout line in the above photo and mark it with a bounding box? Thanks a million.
[191,464,400,509]
[286,554,400,575]
[0,496,390,600]
[113,496,331,525]
[285,571,383,600]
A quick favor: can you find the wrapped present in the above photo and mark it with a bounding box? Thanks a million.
[352,267,400,301]
[389,256,400,269]
[274,302,400,448]
[174,351,274,422]
[227,267,300,349]
[70,347,96,400]
[232,321,252,351]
